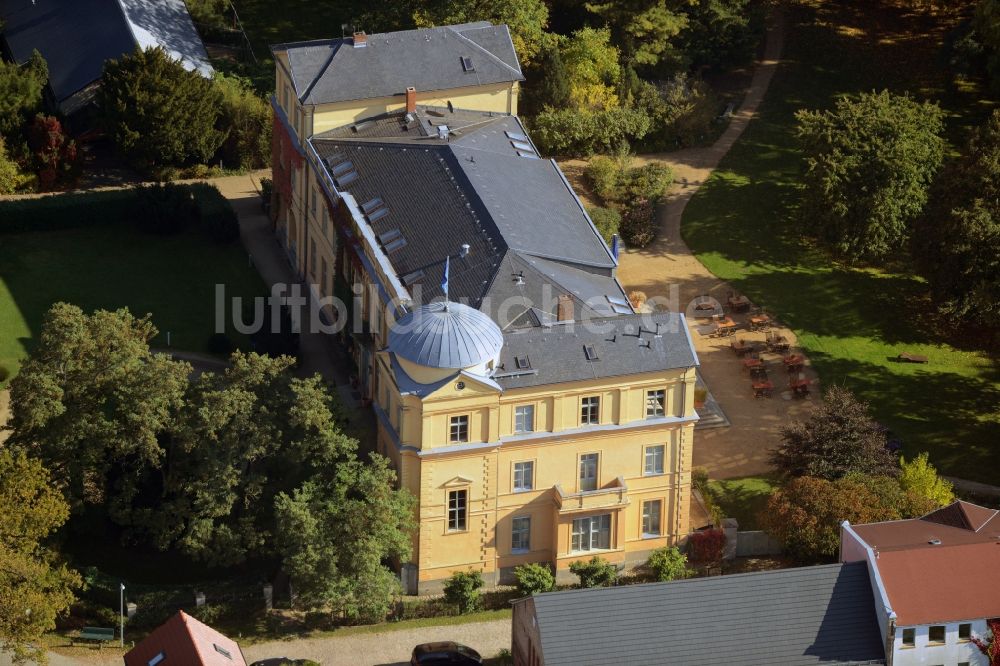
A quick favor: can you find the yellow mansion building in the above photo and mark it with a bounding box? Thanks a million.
[269,22,700,592]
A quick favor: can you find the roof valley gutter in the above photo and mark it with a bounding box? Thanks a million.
[306,138,412,311]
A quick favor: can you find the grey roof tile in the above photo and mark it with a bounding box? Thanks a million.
[495,312,696,389]
[276,23,523,106]
[525,562,885,666]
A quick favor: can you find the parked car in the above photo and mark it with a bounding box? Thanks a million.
[410,642,483,665]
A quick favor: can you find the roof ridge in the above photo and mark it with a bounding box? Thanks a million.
[446,24,523,78]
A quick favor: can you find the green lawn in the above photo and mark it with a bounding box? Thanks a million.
[0,223,267,379]
[706,476,778,531]
[682,0,1000,483]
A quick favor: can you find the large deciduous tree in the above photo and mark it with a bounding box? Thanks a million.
[98,47,225,167]
[898,452,954,508]
[0,452,80,664]
[769,386,898,481]
[274,457,416,622]
[795,90,944,259]
[413,0,554,65]
[584,0,688,67]
[760,475,936,562]
[915,109,1000,328]
[5,303,190,514]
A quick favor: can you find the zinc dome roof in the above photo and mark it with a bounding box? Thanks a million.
[389,302,503,369]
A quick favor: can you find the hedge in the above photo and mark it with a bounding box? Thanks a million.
[0,184,239,243]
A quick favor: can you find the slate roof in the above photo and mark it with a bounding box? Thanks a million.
[0,0,212,114]
[523,562,885,666]
[274,22,523,105]
[310,108,623,327]
[123,611,246,666]
[495,312,697,390]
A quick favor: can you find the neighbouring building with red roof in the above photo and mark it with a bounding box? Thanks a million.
[841,500,1000,666]
[123,610,247,666]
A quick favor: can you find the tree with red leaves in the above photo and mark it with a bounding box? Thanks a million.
[688,528,727,563]
[972,618,1000,665]
[27,113,78,189]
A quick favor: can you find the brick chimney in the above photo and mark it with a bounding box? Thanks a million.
[557,294,574,322]
[352,31,367,48]
[405,86,417,113]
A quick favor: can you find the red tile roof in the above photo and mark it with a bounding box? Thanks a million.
[875,541,1000,625]
[852,501,1000,552]
[123,611,246,666]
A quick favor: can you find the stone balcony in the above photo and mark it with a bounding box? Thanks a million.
[554,476,629,515]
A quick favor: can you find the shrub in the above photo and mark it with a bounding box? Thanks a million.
[215,72,272,169]
[569,556,617,588]
[620,199,656,247]
[133,183,200,235]
[687,528,727,563]
[443,570,484,614]
[495,648,514,666]
[513,563,554,596]
[586,155,626,202]
[190,183,240,243]
[531,106,651,156]
[586,206,621,245]
[27,114,79,189]
[647,546,689,582]
[0,137,25,195]
[625,163,672,202]
[0,365,9,383]
[636,75,720,150]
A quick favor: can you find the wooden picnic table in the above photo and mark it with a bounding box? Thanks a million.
[742,357,763,371]
[731,340,756,356]
[749,314,772,331]
[715,317,737,337]
[783,354,805,366]
[789,378,811,397]
[752,380,774,399]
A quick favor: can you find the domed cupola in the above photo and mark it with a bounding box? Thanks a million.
[389,302,503,378]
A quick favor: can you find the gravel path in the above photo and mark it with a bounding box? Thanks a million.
[241,619,511,666]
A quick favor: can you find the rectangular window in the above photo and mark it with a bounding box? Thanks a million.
[447,489,467,531]
[579,453,598,492]
[320,257,328,297]
[513,461,534,492]
[514,405,535,433]
[642,500,662,537]
[449,415,469,443]
[644,445,665,475]
[901,628,915,647]
[928,625,945,644]
[309,239,317,278]
[322,207,329,238]
[571,514,611,552]
[959,623,972,641]
[310,187,317,217]
[581,396,600,425]
[511,516,530,552]
[290,166,297,191]
[646,389,666,417]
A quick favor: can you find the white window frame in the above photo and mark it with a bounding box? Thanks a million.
[644,445,665,476]
[449,415,469,443]
[901,628,915,647]
[579,453,598,492]
[581,395,600,425]
[447,488,468,532]
[511,516,531,553]
[646,389,666,417]
[571,514,611,552]
[513,461,534,492]
[514,404,535,433]
[642,499,662,537]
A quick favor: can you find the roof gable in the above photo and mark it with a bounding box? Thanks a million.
[278,23,524,106]
[123,611,246,666]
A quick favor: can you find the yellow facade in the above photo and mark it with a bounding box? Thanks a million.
[375,353,697,591]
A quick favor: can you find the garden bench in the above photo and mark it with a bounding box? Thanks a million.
[72,627,115,648]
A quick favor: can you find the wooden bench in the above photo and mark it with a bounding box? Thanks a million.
[72,627,115,648]
[898,352,928,364]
